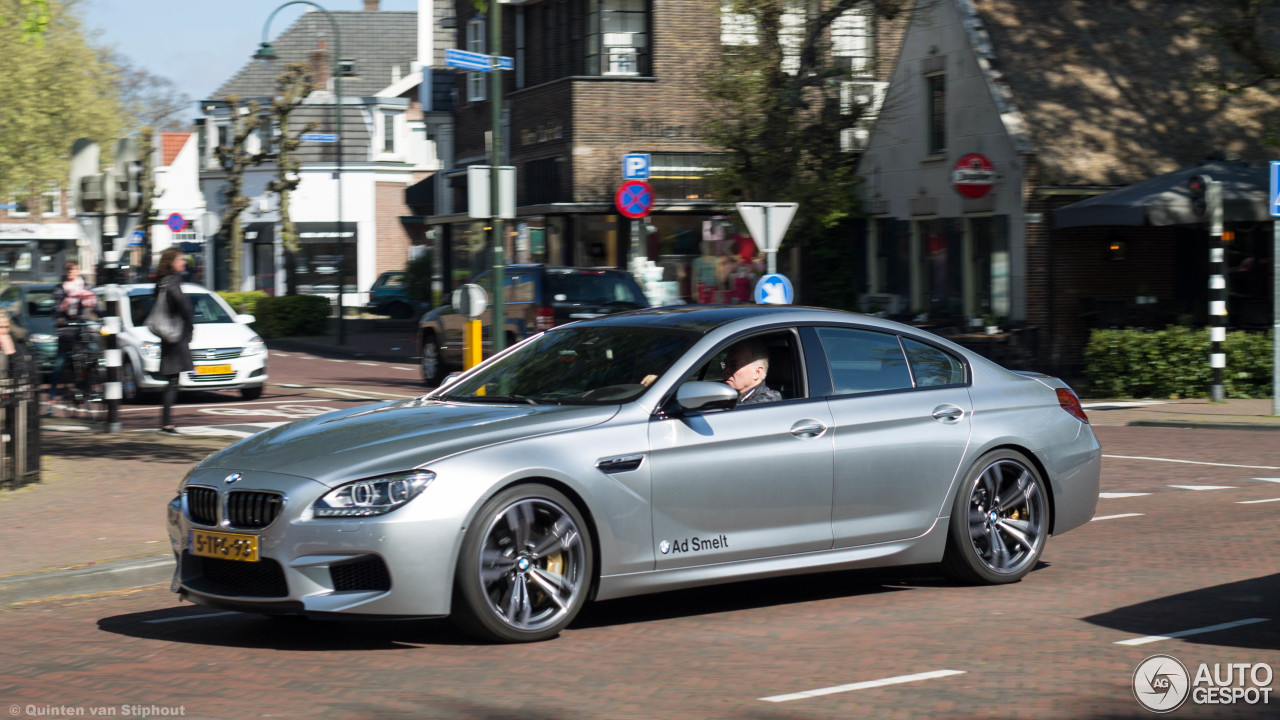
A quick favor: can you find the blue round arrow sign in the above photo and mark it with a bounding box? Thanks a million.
[754,274,793,305]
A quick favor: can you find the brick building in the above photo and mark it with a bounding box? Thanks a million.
[853,0,1279,377]
[422,0,909,302]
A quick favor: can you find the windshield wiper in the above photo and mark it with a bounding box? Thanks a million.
[455,394,540,405]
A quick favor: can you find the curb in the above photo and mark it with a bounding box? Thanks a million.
[0,554,174,605]
[1128,419,1280,431]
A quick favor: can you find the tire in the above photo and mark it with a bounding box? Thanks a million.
[387,302,412,320]
[452,484,594,643]
[941,449,1049,585]
[240,385,264,400]
[120,359,139,403]
[420,332,442,387]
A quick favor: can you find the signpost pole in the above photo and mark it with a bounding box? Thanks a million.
[489,2,505,356]
[763,205,775,275]
[1270,161,1280,416]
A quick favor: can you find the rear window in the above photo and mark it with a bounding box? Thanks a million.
[544,271,644,305]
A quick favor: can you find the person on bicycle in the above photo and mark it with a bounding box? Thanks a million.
[46,261,98,413]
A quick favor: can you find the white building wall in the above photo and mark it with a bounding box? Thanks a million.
[152,135,207,256]
[856,0,1028,319]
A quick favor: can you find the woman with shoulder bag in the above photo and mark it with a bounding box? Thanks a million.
[154,247,194,434]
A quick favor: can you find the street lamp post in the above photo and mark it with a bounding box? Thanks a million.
[255,0,346,345]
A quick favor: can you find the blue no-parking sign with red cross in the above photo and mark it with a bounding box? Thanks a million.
[615,180,652,219]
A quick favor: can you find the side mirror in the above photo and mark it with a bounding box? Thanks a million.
[236,314,256,324]
[674,381,739,414]
[440,372,462,387]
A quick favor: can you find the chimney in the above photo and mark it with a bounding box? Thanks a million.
[364,0,379,10]
[309,40,330,93]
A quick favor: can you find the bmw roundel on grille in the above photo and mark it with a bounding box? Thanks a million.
[224,473,242,485]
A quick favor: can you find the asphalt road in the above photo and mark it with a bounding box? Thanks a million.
[4,364,1279,718]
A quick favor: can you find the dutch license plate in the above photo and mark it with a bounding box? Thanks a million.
[195,364,232,375]
[190,529,259,562]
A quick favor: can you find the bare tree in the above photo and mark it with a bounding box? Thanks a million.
[213,95,263,290]
[266,62,317,296]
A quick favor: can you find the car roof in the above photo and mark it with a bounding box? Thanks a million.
[113,283,212,296]
[577,304,919,335]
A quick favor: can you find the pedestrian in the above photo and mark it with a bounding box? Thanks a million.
[0,308,34,386]
[46,261,98,414]
[154,247,194,434]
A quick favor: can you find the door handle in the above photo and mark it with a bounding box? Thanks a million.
[932,405,964,421]
[790,420,828,438]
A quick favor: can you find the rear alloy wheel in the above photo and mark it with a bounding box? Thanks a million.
[121,359,140,402]
[453,485,593,643]
[420,333,442,387]
[942,450,1049,585]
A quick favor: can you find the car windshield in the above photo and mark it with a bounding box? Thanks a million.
[435,325,698,405]
[544,270,644,306]
[129,291,233,326]
[25,291,56,317]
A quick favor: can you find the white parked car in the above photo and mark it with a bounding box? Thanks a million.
[96,283,268,401]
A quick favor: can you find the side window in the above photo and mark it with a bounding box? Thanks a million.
[902,337,966,387]
[816,327,912,394]
[686,330,805,401]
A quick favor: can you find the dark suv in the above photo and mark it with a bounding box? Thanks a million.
[417,265,648,385]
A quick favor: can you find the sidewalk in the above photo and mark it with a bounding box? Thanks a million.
[1,394,1277,608]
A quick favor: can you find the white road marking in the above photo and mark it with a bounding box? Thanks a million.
[1115,618,1269,646]
[759,670,966,703]
[272,352,290,358]
[119,398,337,413]
[1237,497,1280,504]
[1103,454,1280,471]
[392,366,414,371]
[358,362,380,366]
[1252,477,1280,483]
[327,359,348,363]
[200,405,336,420]
[145,611,240,624]
[1166,484,1237,491]
[1091,513,1144,521]
[1081,401,1171,409]
[1099,492,1150,499]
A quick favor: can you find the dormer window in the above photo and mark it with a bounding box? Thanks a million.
[587,0,648,76]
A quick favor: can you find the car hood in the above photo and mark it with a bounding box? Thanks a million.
[198,398,618,486]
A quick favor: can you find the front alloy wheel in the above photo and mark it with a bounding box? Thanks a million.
[420,333,441,387]
[942,450,1049,584]
[454,485,593,642]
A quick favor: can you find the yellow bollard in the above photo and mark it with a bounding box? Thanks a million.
[463,319,482,370]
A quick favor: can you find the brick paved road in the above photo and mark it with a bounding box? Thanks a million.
[0,425,1277,719]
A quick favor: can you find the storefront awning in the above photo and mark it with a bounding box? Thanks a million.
[1051,160,1272,229]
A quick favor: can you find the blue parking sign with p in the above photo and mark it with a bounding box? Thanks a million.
[623,153,650,180]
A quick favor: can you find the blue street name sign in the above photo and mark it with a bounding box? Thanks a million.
[301,132,339,143]
[445,48,514,72]
[623,153,650,180]
[754,273,794,305]
[1270,161,1280,217]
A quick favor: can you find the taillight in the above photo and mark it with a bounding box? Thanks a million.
[535,307,555,332]
[1056,388,1089,424]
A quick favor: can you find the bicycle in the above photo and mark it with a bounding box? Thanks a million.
[57,321,105,419]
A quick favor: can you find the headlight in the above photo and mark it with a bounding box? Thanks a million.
[30,333,56,345]
[244,336,266,356]
[312,470,435,518]
[141,340,161,361]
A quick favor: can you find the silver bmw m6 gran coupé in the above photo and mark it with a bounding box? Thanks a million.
[167,305,1101,642]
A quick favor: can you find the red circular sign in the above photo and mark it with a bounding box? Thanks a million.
[615,180,653,219]
[952,154,996,199]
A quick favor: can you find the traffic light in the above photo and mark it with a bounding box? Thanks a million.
[1188,174,1210,218]
[113,138,142,213]
[69,138,103,214]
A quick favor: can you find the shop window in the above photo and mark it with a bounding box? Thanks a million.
[969,216,1009,320]
[649,153,722,201]
[8,194,30,217]
[586,0,649,76]
[916,217,963,319]
[41,189,60,217]
[926,72,946,155]
[525,157,564,205]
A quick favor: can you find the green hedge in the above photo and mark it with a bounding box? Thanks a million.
[1083,327,1275,399]
[217,291,270,317]
[251,294,331,339]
